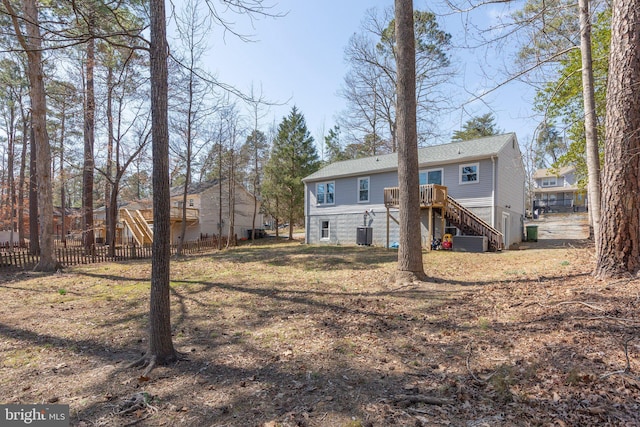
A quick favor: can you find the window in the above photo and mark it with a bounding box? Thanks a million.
[542,177,557,187]
[419,169,443,185]
[460,163,479,184]
[358,177,369,202]
[320,220,330,239]
[316,181,335,205]
[189,198,194,207]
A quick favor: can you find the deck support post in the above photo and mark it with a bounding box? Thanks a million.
[427,206,433,251]
[386,206,390,249]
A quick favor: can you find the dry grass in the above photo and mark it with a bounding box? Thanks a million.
[1,238,639,426]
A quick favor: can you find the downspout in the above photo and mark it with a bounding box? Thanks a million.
[491,156,496,227]
[304,182,309,244]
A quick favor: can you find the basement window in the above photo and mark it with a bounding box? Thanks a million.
[320,220,330,240]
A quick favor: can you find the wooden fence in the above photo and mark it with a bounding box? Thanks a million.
[0,236,235,270]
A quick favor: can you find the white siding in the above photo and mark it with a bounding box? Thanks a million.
[495,136,526,248]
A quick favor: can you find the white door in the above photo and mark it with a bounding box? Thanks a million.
[502,212,510,248]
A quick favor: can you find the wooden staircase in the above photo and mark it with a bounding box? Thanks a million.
[119,208,153,246]
[384,184,504,251]
[444,196,503,251]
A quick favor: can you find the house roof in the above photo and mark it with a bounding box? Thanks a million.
[169,179,223,197]
[169,178,258,200]
[303,133,518,182]
[532,166,575,179]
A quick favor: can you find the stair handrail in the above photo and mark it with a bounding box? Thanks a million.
[119,208,144,246]
[133,209,154,242]
[445,196,504,250]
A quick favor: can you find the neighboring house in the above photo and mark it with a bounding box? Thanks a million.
[302,133,525,250]
[531,166,586,213]
[1,206,82,244]
[168,179,263,243]
[94,180,263,246]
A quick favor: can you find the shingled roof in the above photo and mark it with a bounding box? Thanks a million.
[169,179,223,197]
[303,133,517,182]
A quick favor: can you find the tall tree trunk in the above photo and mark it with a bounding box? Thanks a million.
[28,127,38,255]
[177,77,194,256]
[108,184,118,257]
[4,0,57,269]
[105,66,114,250]
[251,153,259,241]
[131,0,177,372]
[83,35,96,253]
[595,0,640,278]
[17,113,27,246]
[578,0,601,249]
[394,0,426,282]
[59,106,66,246]
[218,139,223,250]
[227,159,235,248]
[7,104,15,250]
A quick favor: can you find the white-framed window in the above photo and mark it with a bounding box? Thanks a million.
[358,177,370,203]
[459,163,479,184]
[189,198,194,207]
[419,168,443,185]
[320,220,330,240]
[541,177,557,187]
[316,181,335,205]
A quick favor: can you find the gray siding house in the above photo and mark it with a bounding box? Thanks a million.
[532,166,586,213]
[302,133,526,250]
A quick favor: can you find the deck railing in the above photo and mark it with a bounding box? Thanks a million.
[384,184,448,208]
[138,207,199,223]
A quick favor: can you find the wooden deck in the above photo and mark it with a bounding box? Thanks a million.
[384,184,448,208]
[137,207,199,224]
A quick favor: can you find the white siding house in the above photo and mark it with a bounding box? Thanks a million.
[302,133,526,250]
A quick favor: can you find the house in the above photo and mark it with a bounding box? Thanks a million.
[167,179,263,243]
[531,166,586,213]
[302,133,525,250]
[95,180,263,246]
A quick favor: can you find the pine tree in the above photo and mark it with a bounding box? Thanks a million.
[264,107,320,239]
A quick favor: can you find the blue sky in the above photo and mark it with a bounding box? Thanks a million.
[193,0,541,154]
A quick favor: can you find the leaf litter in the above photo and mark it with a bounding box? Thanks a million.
[0,239,638,426]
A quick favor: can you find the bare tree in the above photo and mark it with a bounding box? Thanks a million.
[394,0,426,283]
[243,84,270,241]
[169,0,214,255]
[3,0,59,270]
[48,80,81,246]
[82,26,96,253]
[340,6,453,153]
[595,0,640,278]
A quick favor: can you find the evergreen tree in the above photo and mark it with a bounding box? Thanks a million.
[451,113,501,142]
[264,107,320,239]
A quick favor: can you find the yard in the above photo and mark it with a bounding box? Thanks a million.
[0,239,638,426]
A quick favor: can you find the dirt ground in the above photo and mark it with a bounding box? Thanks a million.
[0,238,639,426]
